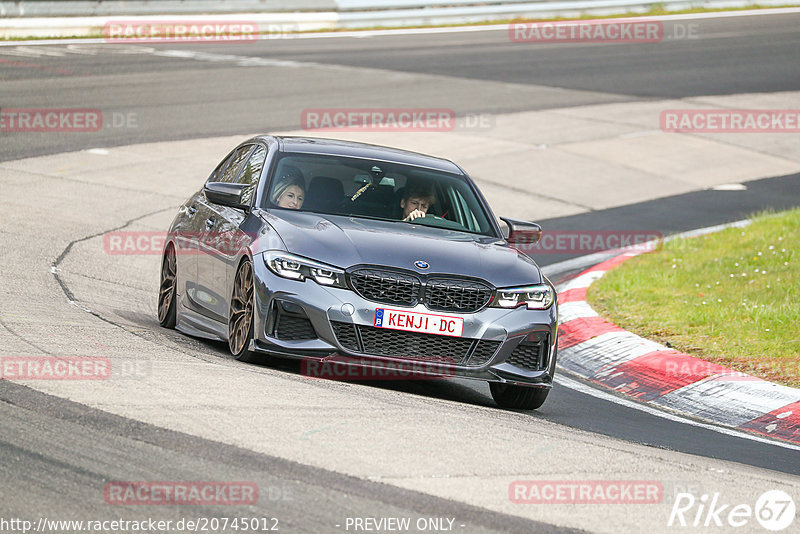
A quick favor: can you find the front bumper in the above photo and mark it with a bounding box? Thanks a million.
[251,255,558,387]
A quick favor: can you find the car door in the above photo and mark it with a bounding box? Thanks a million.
[193,144,253,321]
[174,190,202,309]
[196,143,264,321]
[180,153,230,316]
[216,143,268,307]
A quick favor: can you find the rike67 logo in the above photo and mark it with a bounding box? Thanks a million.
[668,490,795,531]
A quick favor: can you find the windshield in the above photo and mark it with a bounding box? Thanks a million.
[264,152,497,236]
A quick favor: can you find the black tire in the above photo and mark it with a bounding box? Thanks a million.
[490,382,549,410]
[157,245,177,329]
[229,258,257,362]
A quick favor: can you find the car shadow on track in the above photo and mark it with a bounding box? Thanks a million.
[112,309,548,414]
[189,337,508,411]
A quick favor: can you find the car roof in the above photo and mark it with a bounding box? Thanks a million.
[257,135,464,175]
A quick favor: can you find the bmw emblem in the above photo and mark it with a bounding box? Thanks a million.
[414,260,430,270]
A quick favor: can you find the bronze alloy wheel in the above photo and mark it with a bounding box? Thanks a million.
[229,259,254,359]
[158,245,177,328]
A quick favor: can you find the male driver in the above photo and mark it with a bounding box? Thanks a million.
[400,183,436,222]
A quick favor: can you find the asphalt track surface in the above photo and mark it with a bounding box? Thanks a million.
[0,380,570,534]
[2,11,800,533]
[2,12,800,161]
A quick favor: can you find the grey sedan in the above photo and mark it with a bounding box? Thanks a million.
[158,136,558,409]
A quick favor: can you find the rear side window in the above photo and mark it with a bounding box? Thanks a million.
[239,145,267,205]
[239,145,266,186]
[206,154,230,184]
[217,145,254,183]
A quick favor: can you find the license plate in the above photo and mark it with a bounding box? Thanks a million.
[374,308,464,337]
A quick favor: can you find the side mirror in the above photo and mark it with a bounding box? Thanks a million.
[499,216,542,250]
[204,182,249,211]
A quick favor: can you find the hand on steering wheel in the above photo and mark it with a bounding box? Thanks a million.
[403,209,427,222]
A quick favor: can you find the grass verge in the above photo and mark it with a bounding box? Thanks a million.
[586,209,800,388]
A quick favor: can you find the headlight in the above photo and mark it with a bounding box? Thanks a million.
[264,252,347,288]
[492,284,554,310]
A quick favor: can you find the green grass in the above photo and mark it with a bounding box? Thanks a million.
[3,4,800,41]
[586,209,800,388]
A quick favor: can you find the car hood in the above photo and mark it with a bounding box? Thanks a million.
[258,210,542,287]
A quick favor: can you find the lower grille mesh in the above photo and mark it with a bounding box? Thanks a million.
[274,314,317,340]
[465,340,502,366]
[505,336,549,371]
[357,325,471,363]
[331,322,359,351]
[331,321,499,365]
